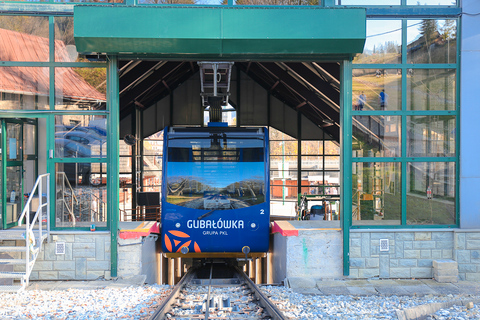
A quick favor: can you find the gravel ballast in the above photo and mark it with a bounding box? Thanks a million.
[1,284,480,319]
[0,285,171,320]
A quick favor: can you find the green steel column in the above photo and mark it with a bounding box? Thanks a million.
[401,19,408,226]
[107,55,120,278]
[341,59,353,276]
[1,121,5,230]
[322,0,335,7]
[48,16,55,231]
[297,111,302,197]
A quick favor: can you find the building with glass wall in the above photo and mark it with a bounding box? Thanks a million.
[0,0,478,284]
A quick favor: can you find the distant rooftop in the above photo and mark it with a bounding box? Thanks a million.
[0,28,105,102]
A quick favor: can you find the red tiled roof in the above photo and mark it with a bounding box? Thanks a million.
[0,28,105,102]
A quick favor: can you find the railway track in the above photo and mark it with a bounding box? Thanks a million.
[149,263,287,320]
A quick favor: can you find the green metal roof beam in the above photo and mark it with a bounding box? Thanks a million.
[74,6,366,61]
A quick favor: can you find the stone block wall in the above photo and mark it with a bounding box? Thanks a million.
[349,230,454,279]
[350,230,480,280]
[5,231,159,282]
[28,232,111,281]
[455,231,480,281]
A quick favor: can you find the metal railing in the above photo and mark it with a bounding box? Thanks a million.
[120,206,161,222]
[352,190,360,220]
[88,191,107,222]
[17,173,50,284]
[56,172,78,227]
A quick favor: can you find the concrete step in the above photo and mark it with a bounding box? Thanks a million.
[0,234,25,241]
[0,246,28,253]
[0,258,26,265]
[0,246,39,256]
[0,271,26,279]
[0,285,24,293]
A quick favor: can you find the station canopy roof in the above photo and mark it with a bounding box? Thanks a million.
[74,6,366,61]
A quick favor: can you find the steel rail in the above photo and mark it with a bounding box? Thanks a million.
[204,263,213,320]
[235,267,287,320]
[148,268,196,320]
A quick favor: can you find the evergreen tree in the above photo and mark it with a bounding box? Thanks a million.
[419,19,438,63]
[441,19,456,41]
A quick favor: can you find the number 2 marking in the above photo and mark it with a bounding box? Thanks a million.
[260,209,265,215]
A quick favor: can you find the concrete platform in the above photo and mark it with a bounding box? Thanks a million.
[119,221,159,239]
[26,275,148,291]
[26,276,480,298]
[271,220,343,283]
[288,278,480,296]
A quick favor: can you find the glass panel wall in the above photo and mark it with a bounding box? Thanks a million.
[406,0,456,4]
[0,125,2,229]
[353,162,401,225]
[354,20,402,65]
[352,16,458,227]
[119,130,163,222]
[300,143,340,194]
[143,131,163,192]
[141,0,320,5]
[407,115,456,157]
[337,0,400,4]
[55,68,106,111]
[54,114,107,228]
[0,12,110,229]
[269,128,298,216]
[119,140,133,219]
[55,163,107,228]
[54,16,110,63]
[407,162,455,225]
[6,166,22,225]
[407,69,456,111]
[0,16,49,62]
[0,67,49,110]
[407,20,457,64]
[353,69,401,111]
[55,115,107,159]
[269,127,339,219]
[6,122,22,162]
[353,116,401,158]
[337,0,456,5]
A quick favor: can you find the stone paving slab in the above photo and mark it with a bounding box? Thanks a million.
[105,275,146,288]
[343,280,371,287]
[291,277,480,296]
[318,286,351,295]
[288,277,317,289]
[420,279,463,295]
[401,284,437,296]
[367,279,399,287]
[374,285,410,296]
[346,286,378,296]
[315,280,347,287]
[26,275,147,291]
[28,276,480,298]
[292,288,322,295]
[27,281,62,291]
[393,279,424,286]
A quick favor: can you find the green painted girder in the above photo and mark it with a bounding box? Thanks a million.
[74,6,366,60]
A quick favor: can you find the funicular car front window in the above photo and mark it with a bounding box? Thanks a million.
[166,135,266,210]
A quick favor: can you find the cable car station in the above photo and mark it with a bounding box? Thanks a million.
[0,0,475,292]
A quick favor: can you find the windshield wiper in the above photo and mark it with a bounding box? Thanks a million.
[198,210,215,220]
